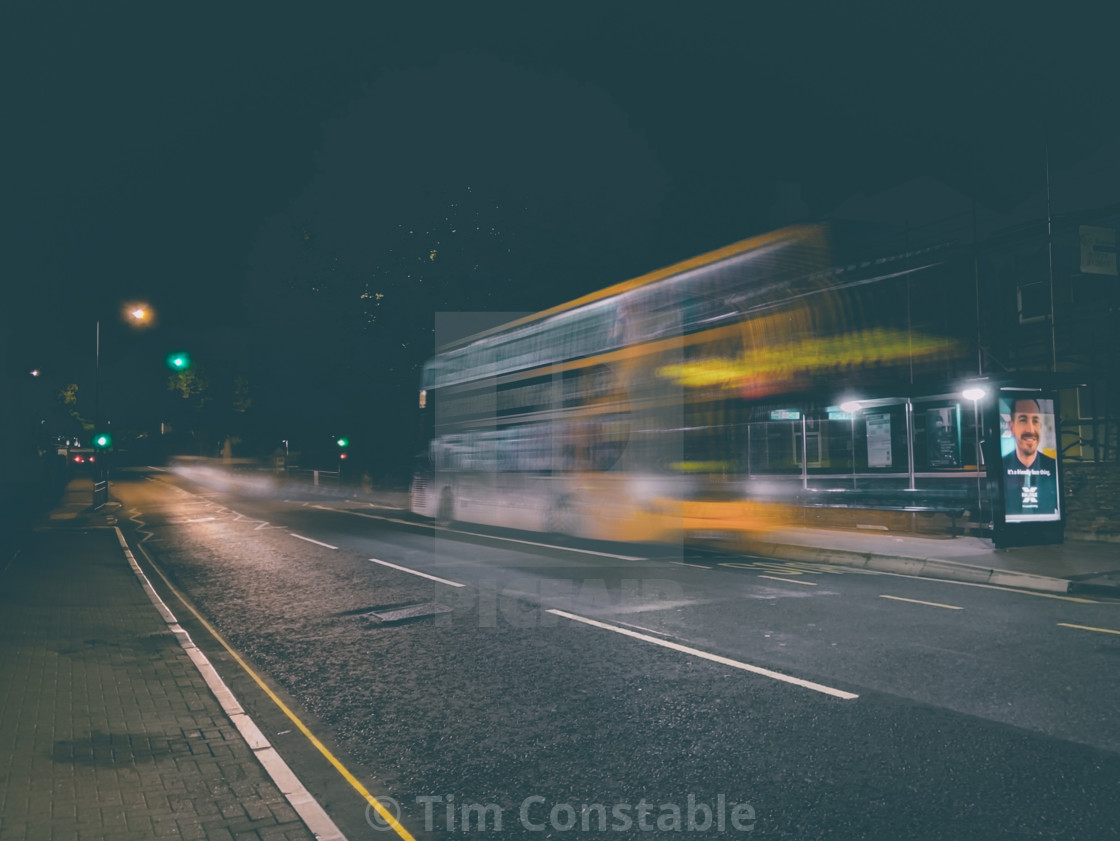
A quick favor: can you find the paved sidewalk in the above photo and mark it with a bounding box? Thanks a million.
[0,489,321,840]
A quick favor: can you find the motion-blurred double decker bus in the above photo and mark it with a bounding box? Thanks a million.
[410,224,982,544]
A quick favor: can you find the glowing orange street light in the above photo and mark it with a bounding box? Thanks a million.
[123,302,155,327]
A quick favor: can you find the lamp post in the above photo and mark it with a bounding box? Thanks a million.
[91,303,153,507]
[962,386,988,524]
[92,318,107,508]
[839,399,862,491]
[94,305,152,437]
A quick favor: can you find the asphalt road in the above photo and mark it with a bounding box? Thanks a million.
[110,468,1120,840]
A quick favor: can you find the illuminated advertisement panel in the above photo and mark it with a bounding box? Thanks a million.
[998,391,1061,523]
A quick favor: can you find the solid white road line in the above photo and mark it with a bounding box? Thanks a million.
[758,575,818,586]
[442,528,647,561]
[720,561,811,573]
[816,565,1097,602]
[879,594,963,610]
[368,557,465,587]
[1058,622,1120,636]
[310,504,646,561]
[290,533,339,550]
[546,609,858,700]
[754,562,821,574]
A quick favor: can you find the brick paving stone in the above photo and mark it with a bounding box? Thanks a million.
[243,800,274,823]
[201,820,236,841]
[177,818,211,840]
[0,526,317,841]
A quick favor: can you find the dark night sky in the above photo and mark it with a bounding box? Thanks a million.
[4,2,1118,457]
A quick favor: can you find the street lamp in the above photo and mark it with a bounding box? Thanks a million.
[92,303,154,506]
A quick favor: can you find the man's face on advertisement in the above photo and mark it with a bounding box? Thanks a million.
[1009,399,1043,460]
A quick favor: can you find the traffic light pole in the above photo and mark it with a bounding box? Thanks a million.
[92,320,109,508]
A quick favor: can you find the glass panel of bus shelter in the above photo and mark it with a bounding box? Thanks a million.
[912,401,965,470]
[806,414,855,475]
[852,402,909,473]
[747,419,802,474]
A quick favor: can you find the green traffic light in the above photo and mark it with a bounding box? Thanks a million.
[165,351,192,371]
[336,437,350,448]
[92,433,113,450]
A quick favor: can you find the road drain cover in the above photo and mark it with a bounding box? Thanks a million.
[364,602,453,625]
